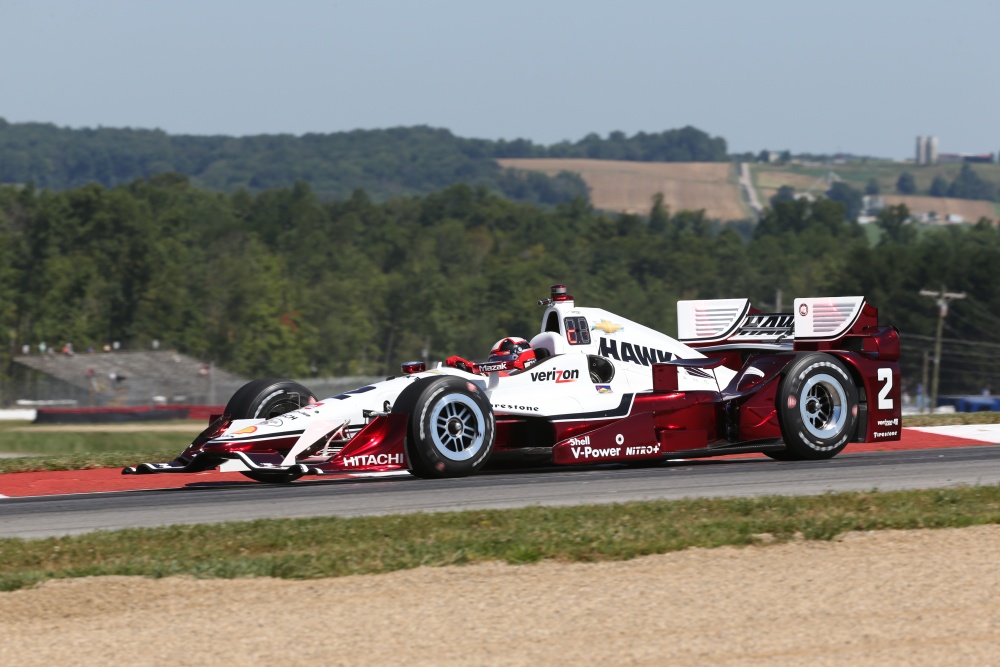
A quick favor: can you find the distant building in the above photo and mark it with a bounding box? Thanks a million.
[916,136,927,165]
[857,195,886,224]
[915,136,938,165]
[862,195,885,213]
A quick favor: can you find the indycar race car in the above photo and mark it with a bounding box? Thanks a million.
[124,285,901,482]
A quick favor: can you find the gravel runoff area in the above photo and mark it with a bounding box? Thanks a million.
[1,525,998,666]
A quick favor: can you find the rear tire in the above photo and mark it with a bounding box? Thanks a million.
[777,354,859,460]
[392,376,495,478]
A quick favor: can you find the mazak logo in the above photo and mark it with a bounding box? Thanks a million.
[530,369,579,383]
[479,362,508,373]
[342,453,404,467]
[598,337,673,366]
[479,364,507,373]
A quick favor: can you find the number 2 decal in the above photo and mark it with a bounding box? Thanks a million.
[877,368,893,410]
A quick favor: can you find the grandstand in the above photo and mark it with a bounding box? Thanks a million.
[8,350,385,411]
[11,351,247,408]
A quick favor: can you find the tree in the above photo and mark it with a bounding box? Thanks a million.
[948,163,996,201]
[826,182,864,221]
[769,185,796,207]
[896,172,916,194]
[876,204,914,245]
[755,197,853,238]
[648,193,669,234]
[865,178,881,195]
[929,175,949,197]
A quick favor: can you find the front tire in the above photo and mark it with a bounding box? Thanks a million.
[392,376,495,478]
[224,379,316,483]
[225,378,316,420]
[777,354,859,460]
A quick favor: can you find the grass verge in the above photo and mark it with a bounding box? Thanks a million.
[1,485,999,592]
[903,412,1000,427]
[0,421,193,473]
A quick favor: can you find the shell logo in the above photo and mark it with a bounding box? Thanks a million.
[233,426,258,435]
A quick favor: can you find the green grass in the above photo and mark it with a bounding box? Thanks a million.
[0,421,195,473]
[1,486,999,591]
[753,160,1000,203]
[903,411,1000,427]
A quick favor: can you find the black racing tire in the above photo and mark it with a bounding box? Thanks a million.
[392,376,495,478]
[224,379,316,484]
[763,449,797,461]
[777,354,859,460]
[224,378,316,420]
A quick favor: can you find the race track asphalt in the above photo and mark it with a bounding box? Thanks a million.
[2,443,1000,539]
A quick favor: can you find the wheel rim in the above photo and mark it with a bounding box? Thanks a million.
[258,394,307,419]
[429,394,486,461]
[798,373,847,439]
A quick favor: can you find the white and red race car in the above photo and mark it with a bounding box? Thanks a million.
[124,285,901,482]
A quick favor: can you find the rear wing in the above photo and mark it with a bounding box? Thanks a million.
[677,296,873,348]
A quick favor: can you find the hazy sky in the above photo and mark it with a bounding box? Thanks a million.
[2,0,998,159]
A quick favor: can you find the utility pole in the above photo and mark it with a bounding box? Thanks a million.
[921,350,930,413]
[919,286,966,413]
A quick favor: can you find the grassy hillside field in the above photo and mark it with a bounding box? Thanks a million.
[753,161,1000,221]
[501,157,1000,223]
[498,158,750,220]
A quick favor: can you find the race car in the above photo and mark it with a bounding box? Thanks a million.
[123,284,901,482]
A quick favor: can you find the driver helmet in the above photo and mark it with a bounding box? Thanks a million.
[488,336,536,370]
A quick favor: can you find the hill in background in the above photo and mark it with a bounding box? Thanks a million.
[754,161,1000,222]
[0,119,727,206]
[500,159,749,221]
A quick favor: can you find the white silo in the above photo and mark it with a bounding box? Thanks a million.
[915,136,927,165]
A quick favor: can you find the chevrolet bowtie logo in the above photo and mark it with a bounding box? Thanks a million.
[592,319,624,334]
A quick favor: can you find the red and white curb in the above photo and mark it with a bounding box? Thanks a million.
[907,424,1000,443]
